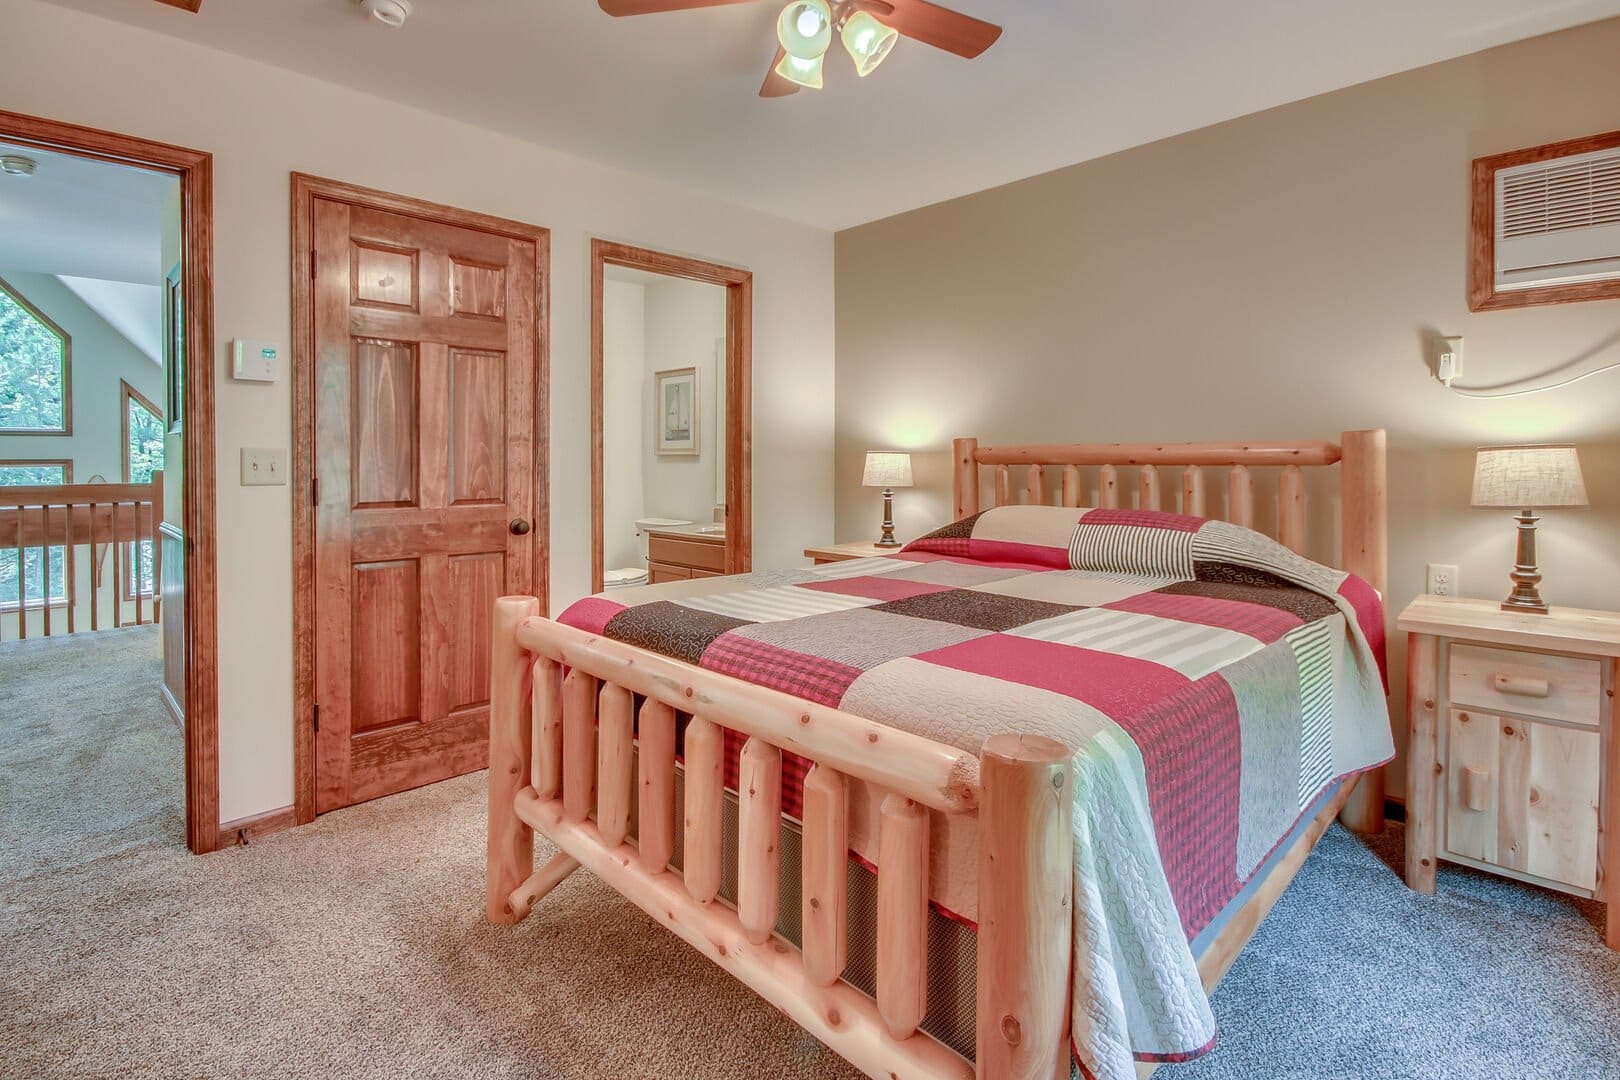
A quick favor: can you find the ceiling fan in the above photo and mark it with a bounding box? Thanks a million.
[598,0,1002,97]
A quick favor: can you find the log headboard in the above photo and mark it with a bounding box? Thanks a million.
[951,429,1388,597]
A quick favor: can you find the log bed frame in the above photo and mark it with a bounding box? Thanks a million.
[487,429,1388,1080]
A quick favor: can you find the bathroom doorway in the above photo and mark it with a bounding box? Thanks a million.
[589,241,751,594]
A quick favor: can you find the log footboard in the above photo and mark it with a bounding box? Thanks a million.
[486,596,1075,1080]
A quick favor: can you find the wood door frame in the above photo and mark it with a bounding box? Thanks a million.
[0,109,219,853]
[589,239,753,592]
[290,173,551,826]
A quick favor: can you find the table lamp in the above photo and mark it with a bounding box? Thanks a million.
[862,451,913,548]
[1471,444,1589,613]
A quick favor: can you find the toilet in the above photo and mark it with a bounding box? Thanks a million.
[604,517,692,590]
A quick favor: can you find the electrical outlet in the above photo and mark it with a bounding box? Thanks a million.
[1426,563,1459,597]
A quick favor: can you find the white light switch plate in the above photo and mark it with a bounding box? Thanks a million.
[241,448,287,486]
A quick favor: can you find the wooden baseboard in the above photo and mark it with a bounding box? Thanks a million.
[159,683,184,730]
[216,805,296,848]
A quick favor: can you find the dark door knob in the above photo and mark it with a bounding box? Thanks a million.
[509,518,531,535]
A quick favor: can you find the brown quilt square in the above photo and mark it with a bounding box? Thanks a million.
[871,589,1081,632]
[604,601,752,665]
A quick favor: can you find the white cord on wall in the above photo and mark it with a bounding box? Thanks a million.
[1445,358,1620,400]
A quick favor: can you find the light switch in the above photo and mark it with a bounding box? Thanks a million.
[241,448,287,486]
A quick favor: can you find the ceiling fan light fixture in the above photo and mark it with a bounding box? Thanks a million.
[775,51,825,90]
[840,11,898,76]
[777,0,832,61]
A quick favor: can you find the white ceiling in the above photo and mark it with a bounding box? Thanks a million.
[0,140,175,284]
[57,276,163,363]
[42,0,1620,230]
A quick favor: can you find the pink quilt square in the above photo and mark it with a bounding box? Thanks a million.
[914,634,1189,718]
[1080,508,1205,532]
[558,596,624,635]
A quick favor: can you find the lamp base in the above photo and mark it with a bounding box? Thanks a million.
[875,487,900,547]
[1500,510,1549,614]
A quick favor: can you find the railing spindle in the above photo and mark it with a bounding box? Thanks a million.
[993,465,1011,507]
[1024,465,1045,506]
[135,500,146,627]
[683,715,723,905]
[88,501,99,632]
[1139,464,1161,511]
[63,497,75,634]
[13,504,24,640]
[111,501,122,630]
[737,737,783,945]
[1183,466,1206,517]
[1228,465,1254,527]
[876,793,929,1041]
[531,657,562,798]
[1098,464,1119,508]
[638,700,676,874]
[596,683,634,847]
[801,764,848,986]
[41,504,51,637]
[1061,465,1081,508]
[562,668,597,823]
[1279,465,1305,553]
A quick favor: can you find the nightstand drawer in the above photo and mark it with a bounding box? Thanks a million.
[1443,709,1600,892]
[1448,643,1602,727]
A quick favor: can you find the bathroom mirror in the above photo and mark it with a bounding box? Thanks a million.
[590,241,752,594]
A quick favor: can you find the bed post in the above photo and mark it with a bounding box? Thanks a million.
[954,437,980,520]
[487,594,539,924]
[976,734,1073,1079]
[1339,428,1388,834]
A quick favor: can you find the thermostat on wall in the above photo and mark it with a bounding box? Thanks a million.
[231,339,280,382]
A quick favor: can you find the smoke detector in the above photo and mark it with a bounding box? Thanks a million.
[358,0,412,28]
[1,155,39,177]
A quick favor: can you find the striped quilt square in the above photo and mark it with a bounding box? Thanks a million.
[797,575,952,602]
[1011,607,1264,681]
[675,585,877,623]
[699,634,863,707]
[1104,589,1303,643]
[1070,519,1197,578]
[914,633,1189,719]
[806,555,916,580]
[1286,620,1336,807]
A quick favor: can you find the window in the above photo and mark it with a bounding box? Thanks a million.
[122,381,165,598]
[0,277,71,434]
[0,460,71,609]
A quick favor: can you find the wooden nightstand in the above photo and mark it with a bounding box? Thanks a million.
[1399,595,1620,948]
[803,540,900,565]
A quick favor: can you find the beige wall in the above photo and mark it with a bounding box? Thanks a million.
[2,0,836,822]
[834,18,1620,800]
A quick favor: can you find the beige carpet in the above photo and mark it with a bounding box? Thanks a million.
[5,628,1619,1079]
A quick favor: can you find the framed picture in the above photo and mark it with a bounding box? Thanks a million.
[163,264,184,434]
[654,367,699,456]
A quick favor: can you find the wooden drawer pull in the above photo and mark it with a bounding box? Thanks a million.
[1459,765,1491,812]
[1491,673,1551,699]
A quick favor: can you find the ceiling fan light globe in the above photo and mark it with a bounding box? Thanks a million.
[775,51,825,90]
[777,0,833,60]
[841,11,898,76]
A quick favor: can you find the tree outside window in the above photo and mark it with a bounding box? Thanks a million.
[122,381,165,597]
[0,278,71,434]
[0,462,69,608]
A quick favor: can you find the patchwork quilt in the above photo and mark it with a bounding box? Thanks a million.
[558,505,1393,1079]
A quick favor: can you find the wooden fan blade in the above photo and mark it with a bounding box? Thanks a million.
[599,0,755,15]
[866,0,1001,58]
[759,47,801,98]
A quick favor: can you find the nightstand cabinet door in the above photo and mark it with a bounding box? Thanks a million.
[1444,708,1601,892]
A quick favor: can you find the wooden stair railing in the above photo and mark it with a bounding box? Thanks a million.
[0,473,163,639]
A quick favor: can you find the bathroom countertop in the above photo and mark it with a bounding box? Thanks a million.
[645,522,726,543]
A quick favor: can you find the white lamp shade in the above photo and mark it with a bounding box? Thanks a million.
[862,451,913,488]
[1471,444,1589,509]
[774,51,825,89]
[841,12,898,76]
[777,0,833,61]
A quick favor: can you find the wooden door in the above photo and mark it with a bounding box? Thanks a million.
[312,197,538,813]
